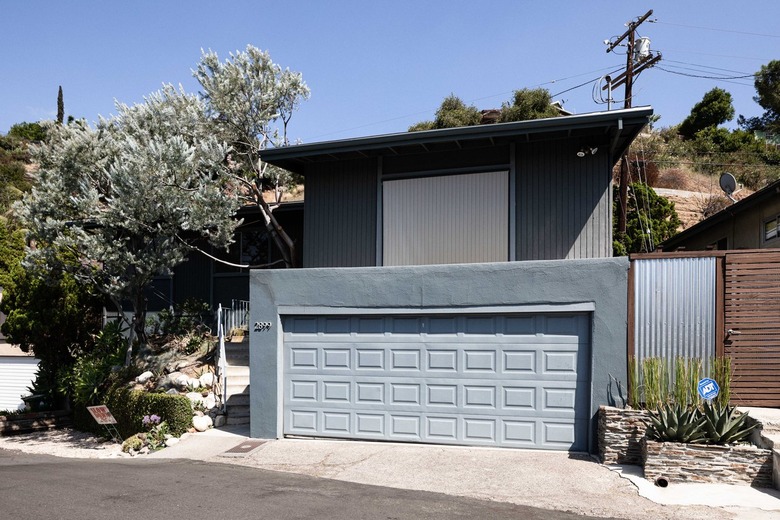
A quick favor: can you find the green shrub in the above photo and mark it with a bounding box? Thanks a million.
[104,386,192,439]
[122,434,143,453]
[67,321,128,406]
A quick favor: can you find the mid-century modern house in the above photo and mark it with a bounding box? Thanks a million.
[662,178,780,251]
[245,107,654,453]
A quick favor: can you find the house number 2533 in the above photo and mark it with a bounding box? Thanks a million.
[254,322,272,332]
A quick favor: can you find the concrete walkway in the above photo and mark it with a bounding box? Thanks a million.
[150,425,780,520]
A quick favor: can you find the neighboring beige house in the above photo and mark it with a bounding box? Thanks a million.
[662,179,780,251]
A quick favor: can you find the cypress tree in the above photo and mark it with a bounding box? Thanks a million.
[57,86,64,124]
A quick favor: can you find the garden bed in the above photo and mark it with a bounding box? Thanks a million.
[642,437,773,487]
[0,410,72,436]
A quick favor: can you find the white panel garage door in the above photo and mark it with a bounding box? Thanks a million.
[283,313,591,451]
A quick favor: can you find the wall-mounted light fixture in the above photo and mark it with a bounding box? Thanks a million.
[576,146,598,158]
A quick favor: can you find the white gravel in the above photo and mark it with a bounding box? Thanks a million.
[0,428,126,459]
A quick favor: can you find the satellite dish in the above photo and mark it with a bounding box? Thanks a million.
[719,172,737,196]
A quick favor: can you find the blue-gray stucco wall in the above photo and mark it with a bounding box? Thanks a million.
[249,257,629,453]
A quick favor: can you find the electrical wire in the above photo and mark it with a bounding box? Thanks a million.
[308,65,625,140]
[649,20,780,39]
[656,66,755,81]
[661,60,754,76]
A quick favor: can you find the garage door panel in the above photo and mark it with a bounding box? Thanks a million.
[283,313,590,450]
[288,377,582,416]
[286,408,587,449]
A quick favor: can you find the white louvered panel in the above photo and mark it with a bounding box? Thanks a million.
[0,356,39,411]
[383,171,508,266]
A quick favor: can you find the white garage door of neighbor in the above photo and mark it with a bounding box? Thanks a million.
[0,356,39,411]
[282,313,591,451]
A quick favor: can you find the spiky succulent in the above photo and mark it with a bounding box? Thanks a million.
[700,403,757,445]
[645,402,707,444]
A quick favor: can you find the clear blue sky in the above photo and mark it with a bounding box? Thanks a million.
[1,1,777,143]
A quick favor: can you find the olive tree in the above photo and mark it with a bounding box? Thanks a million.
[194,45,310,267]
[17,86,241,362]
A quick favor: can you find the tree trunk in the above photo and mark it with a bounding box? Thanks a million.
[252,185,297,268]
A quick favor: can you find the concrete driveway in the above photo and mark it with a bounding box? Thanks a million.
[151,427,780,520]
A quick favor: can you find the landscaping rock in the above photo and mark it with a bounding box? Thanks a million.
[166,388,179,395]
[187,378,201,389]
[165,437,180,447]
[136,371,155,384]
[167,371,183,380]
[199,372,215,388]
[214,415,226,428]
[202,393,216,410]
[192,415,212,432]
[185,392,204,407]
[175,374,190,389]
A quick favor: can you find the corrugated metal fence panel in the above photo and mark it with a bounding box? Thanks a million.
[633,257,716,370]
[382,171,508,266]
[515,141,612,260]
[303,158,378,268]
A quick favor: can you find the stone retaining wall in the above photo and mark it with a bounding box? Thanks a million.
[0,410,72,436]
[598,405,649,465]
[642,438,774,487]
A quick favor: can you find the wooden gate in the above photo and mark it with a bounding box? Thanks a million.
[724,251,780,406]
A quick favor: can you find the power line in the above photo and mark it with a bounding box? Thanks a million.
[656,66,755,81]
[655,48,771,62]
[307,65,624,140]
[649,20,780,39]
[661,60,753,76]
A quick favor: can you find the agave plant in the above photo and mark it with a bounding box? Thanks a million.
[700,403,757,445]
[645,402,707,444]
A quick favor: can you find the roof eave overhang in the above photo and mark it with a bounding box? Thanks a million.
[262,106,654,174]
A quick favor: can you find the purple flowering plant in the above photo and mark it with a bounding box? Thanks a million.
[140,413,169,451]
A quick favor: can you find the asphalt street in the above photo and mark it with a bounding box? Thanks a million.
[0,449,614,520]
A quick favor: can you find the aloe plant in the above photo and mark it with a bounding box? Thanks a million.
[700,403,757,445]
[645,402,707,444]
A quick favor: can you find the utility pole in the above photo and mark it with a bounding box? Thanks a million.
[605,9,660,238]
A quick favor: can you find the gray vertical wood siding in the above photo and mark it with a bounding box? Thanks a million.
[515,141,612,260]
[303,158,378,267]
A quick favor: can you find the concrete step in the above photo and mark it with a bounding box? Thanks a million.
[225,393,250,407]
[226,374,250,387]
[226,416,250,426]
[226,381,249,395]
[225,365,250,377]
[227,405,250,417]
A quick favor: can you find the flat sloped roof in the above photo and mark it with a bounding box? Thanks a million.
[261,106,653,174]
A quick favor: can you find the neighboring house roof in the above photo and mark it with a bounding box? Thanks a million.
[662,178,780,250]
[261,106,653,174]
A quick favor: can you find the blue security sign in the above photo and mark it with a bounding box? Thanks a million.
[698,378,720,400]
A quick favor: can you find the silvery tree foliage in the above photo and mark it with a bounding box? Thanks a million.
[194,45,309,267]
[18,86,240,358]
